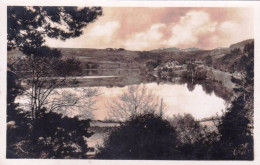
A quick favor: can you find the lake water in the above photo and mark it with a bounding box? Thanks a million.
[86,80,228,153]
[15,73,231,154]
[16,73,231,121]
[93,82,226,120]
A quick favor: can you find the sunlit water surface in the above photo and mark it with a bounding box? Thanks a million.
[94,83,226,120]
[16,82,226,120]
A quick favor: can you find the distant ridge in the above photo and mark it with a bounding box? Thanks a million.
[151,47,201,52]
[229,39,254,50]
[49,39,254,52]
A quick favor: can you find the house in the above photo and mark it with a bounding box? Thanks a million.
[164,61,180,69]
[232,71,243,80]
[194,60,204,65]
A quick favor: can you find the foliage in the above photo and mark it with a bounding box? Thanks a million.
[216,42,254,160]
[186,62,196,78]
[169,114,202,144]
[8,6,102,53]
[13,56,100,120]
[8,108,94,158]
[30,108,93,158]
[7,68,96,158]
[8,6,103,120]
[168,113,220,160]
[7,69,31,158]
[7,6,103,158]
[7,68,23,111]
[205,55,213,67]
[146,60,161,71]
[96,114,179,159]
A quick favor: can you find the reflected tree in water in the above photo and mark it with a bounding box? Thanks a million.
[108,84,166,121]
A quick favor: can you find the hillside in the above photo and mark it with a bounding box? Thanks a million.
[7,39,254,74]
[151,47,201,53]
[229,39,254,50]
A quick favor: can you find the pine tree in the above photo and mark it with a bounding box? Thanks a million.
[216,42,254,160]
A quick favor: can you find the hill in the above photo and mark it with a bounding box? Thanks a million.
[229,39,254,50]
[8,39,254,74]
[151,47,201,53]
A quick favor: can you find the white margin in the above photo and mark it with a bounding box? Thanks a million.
[0,1,259,165]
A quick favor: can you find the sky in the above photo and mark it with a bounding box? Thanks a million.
[46,7,254,51]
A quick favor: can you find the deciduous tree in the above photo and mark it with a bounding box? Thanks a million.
[107,85,165,121]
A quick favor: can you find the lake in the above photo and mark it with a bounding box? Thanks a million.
[16,72,232,121]
[93,82,226,120]
[15,69,233,156]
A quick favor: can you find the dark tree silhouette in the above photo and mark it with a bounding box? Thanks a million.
[216,42,254,160]
[7,6,103,158]
[7,64,99,158]
[7,69,31,158]
[29,108,93,158]
[8,6,102,53]
[168,113,220,160]
[205,55,213,67]
[96,114,179,159]
[186,80,196,92]
[8,6,103,120]
[169,114,202,145]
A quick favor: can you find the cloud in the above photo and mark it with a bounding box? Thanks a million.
[45,21,120,49]
[87,21,120,40]
[166,10,218,48]
[45,8,253,50]
[124,24,166,50]
[217,19,253,47]
[84,21,120,46]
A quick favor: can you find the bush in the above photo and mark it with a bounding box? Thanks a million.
[96,114,179,159]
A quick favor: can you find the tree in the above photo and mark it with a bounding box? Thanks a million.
[13,56,100,120]
[7,68,31,158]
[186,80,196,92]
[8,57,101,158]
[169,114,202,145]
[8,6,102,52]
[216,42,254,160]
[7,6,103,158]
[29,108,93,158]
[7,68,23,117]
[146,60,161,71]
[167,113,220,160]
[7,107,95,158]
[107,84,165,121]
[96,113,179,159]
[205,55,213,67]
[8,6,103,119]
[185,60,197,86]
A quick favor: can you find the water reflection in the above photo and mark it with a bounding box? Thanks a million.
[17,68,233,121]
[93,83,226,120]
[72,69,233,120]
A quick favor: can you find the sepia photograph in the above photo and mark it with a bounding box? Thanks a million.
[2,1,257,162]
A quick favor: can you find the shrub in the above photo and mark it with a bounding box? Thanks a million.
[96,113,179,159]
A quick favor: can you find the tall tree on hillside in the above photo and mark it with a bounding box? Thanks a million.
[216,42,254,160]
[205,55,213,67]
